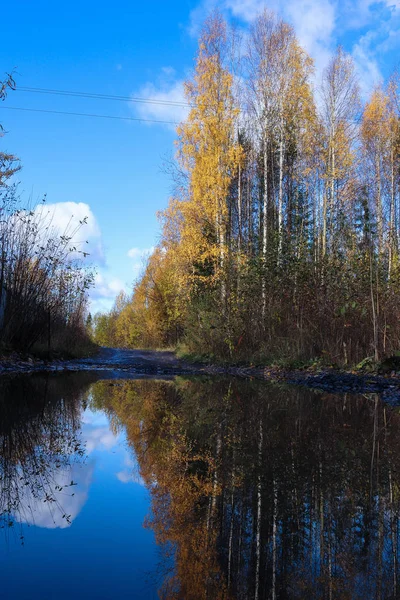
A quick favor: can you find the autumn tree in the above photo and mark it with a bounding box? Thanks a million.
[96,12,400,366]
[175,12,243,307]
[0,71,20,185]
[320,47,360,259]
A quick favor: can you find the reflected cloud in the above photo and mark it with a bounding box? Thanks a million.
[116,453,144,485]
[84,426,119,454]
[116,470,145,486]
[82,409,121,454]
[13,462,94,530]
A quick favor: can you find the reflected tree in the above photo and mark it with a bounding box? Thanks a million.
[91,377,400,600]
[0,372,97,540]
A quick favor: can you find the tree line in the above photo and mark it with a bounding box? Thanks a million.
[91,377,400,599]
[94,11,400,366]
[0,73,94,356]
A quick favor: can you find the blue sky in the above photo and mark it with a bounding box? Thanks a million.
[1,0,400,312]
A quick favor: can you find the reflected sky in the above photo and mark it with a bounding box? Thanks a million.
[3,373,400,599]
[0,375,160,600]
[11,462,94,530]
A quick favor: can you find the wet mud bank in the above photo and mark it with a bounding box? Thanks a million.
[1,347,400,403]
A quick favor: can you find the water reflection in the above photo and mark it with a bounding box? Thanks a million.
[2,373,400,599]
[91,378,400,600]
[0,373,158,600]
[0,373,96,534]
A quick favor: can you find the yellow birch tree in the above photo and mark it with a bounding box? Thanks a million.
[175,12,243,306]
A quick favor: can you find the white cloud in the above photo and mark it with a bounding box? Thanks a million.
[225,0,336,77]
[188,0,219,37]
[130,70,189,129]
[116,470,145,485]
[187,0,400,96]
[285,0,336,75]
[81,408,110,427]
[127,246,154,260]
[347,3,400,94]
[116,454,145,485]
[116,470,132,483]
[336,0,400,40]
[92,272,126,299]
[33,201,104,264]
[225,0,266,22]
[84,426,119,454]
[89,272,128,314]
[352,31,383,96]
[127,246,154,280]
[12,462,93,530]
[81,408,121,453]
[124,455,136,468]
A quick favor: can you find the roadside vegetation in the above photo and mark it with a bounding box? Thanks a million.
[93,10,400,368]
[0,73,95,358]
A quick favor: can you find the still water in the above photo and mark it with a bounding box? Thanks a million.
[1,372,399,599]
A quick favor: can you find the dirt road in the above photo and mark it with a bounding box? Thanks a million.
[1,347,400,403]
[66,348,400,402]
[74,347,198,374]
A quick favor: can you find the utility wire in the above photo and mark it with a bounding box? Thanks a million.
[2,92,375,126]
[0,105,180,125]
[16,85,191,108]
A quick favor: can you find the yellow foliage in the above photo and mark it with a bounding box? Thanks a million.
[173,13,243,287]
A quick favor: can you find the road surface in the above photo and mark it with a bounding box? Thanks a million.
[71,346,201,375]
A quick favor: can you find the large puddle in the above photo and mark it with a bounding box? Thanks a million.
[1,372,400,599]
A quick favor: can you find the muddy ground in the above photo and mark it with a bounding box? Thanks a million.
[1,346,400,403]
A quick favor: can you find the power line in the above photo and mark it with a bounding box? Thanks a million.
[16,85,191,108]
[0,105,180,125]
[1,99,377,128]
